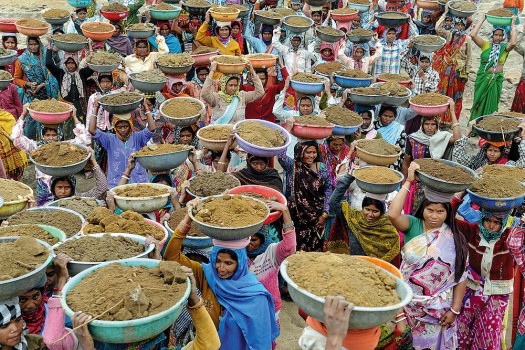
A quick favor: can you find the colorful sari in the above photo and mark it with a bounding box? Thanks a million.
[511,79,525,114]
[319,139,350,189]
[17,46,59,104]
[401,221,467,350]
[403,139,428,216]
[0,110,27,180]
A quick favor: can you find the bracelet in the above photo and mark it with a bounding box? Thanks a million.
[217,161,227,165]
[394,317,407,323]
[401,186,410,193]
[121,174,130,180]
[395,312,405,318]
[187,298,205,311]
[452,123,460,128]
[321,212,329,219]
[450,307,461,315]
[283,221,294,230]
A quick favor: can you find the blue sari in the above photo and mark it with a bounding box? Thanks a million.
[17,46,59,104]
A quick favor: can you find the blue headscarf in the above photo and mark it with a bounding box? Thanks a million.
[148,33,182,53]
[202,246,280,350]
[478,209,510,242]
[247,227,273,259]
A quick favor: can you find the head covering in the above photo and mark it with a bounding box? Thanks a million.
[134,39,151,57]
[485,27,506,73]
[50,175,77,200]
[61,52,84,99]
[469,142,507,170]
[361,110,375,132]
[415,9,435,33]
[0,297,27,350]
[215,23,232,45]
[246,227,272,259]
[191,66,210,87]
[296,95,316,114]
[408,115,452,158]
[92,40,105,51]
[112,115,133,141]
[231,154,283,192]
[165,74,187,97]
[351,44,365,70]
[261,24,273,45]
[106,23,133,56]
[382,27,401,43]
[320,43,335,62]
[202,245,279,349]
[443,12,454,30]
[230,20,245,53]
[423,186,455,203]
[478,209,510,242]
[218,74,240,103]
[451,16,467,36]
[21,279,47,336]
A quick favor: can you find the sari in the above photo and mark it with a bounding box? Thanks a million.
[0,110,27,180]
[401,221,466,350]
[17,45,59,104]
[319,139,350,189]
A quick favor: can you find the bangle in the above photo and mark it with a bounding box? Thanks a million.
[283,221,294,230]
[217,161,227,165]
[450,307,461,315]
[395,313,405,318]
[121,174,130,180]
[394,317,407,323]
[322,212,329,219]
[402,186,410,193]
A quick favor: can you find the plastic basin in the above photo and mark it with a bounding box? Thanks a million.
[331,10,359,22]
[0,237,53,300]
[254,11,282,26]
[157,62,193,75]
[191,50,219,67]
[290,79,326,95]
[99,93,143,114]
[375,12,409,28]
[87,62,121,73]
[54,233,155,276]
[348,91,385,105]
[60,258,191,343]
[409,99,449,117]
[129,73,167,93]
[30,143,90,177]
[196,125,235,151]
[416,159,477,193]
[346,2,370,12]
[135,148,190,172]
[332,123,362,136]
[80,22,115,42]
[413,35,446,54]
[466,188,525,211]
[53,38,88,53]
[233,120,291,157]
[126,28,155,39]
[188,195,269,240]
[27,101,72,126]
[316,27,344,43]
[164,221,213,249]
[210,8,240,22]
[377,77,412,88]
[101,10,130,21]
[291,123,334,140]
[283,15,314,33]
[280,257,413,329]
[160,97,204,126]
[472,114,521,142]
[0,181,32,220]
[15,20,50,37]
[370,82,411,106]
[347,32,374,43]
[448,0,477,17]
[0,18,18,33]
[486,14,513,26]
[43,16,70,25]
[111,183,172,213]
[228,185,286,225]
[354,166,404,194]
[334,74,372,89]
[355,142,401,166]
[67,0,93,7]
[210,55,246,74]
[181,1,211,16]
[244,54,278,69]
[148,5,182,20]
[416,0,439,9]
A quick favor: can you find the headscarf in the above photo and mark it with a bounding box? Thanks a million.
[320,43,335,62]
[361,110,375,133]
[232,154,283,192]
[451,16,467,37]
[215,23,232,46]
[469,142,508,170]
[150,22,182,53]
[261,24,273,46]
[478,209,510,242]
[296,95,316,114]
[61,53,84,99]
[485,27,507,73]
[381,27,401,44]
[112,115,133,141]
[443,13,454,30]
[0,297,27,350]
[106,23,133,56]
[351,44,365,71]
[247,227,273,259]
[408,116,452,159]
[21,287,47,335]
[174,124,199,147]
[218,74,240,103]
[165,74,187,98]
[50,175,77,200]
[202,245,279,349]
[191,67,209,87]
[414,9,435,33]
[231,20,245,53]
[133,39,151,58]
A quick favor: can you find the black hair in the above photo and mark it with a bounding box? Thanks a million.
[248,155,269,164]
[2,35,17,46]
[227,76,239,84]
[311,10,322,15]
[135,39,149,47]
[50,176,74,196]
[42,126,58,135]
[179,125,197,139]
[75,7,87,13]
[98,73,113,83]
[378,106,397,118]
[413,198,468,282]
[362,197,386,216]
[360,110,373,119]
[216,248,238,262]
[152,174,172,185]
[255,68,268,78]
[211,150,231,161]
[294,140,322,162]
[386,27,397,34]
[195,66,210,74]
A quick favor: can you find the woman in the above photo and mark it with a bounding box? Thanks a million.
[511,24,525,114]
[106,22,133,57]
[0,72,23,119]
[402,100,460,215]
[2,34,24,75]
[338,41,382,73]
[171,125,201,194]
[226,153,283,192]
[469,15,517,121]
[195,12,241,56]
[373,106,406,171]
[124,33,169,74]
[374,27,412,75]
[278,141,332,252]
[148,21,182,54]
[319,135,350,189]
[0,109,26,180]
[434,7,472,120]
[163,208,280,349]
[162,75,190,99]
[507,221,525,350]
[201,61,263,125]
[388,162,468,350]
[186,66,212,122]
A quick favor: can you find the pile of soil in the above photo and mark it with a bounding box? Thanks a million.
[30,99,70,113]
[0,225,58,245]
[378,73,410,82]
[189,172,240,197]
[66,261,187,321]
[0,179,31,202]
[128,23,154,30]
[55,234,145,262]
[237,121,286,148]
[412,35,443,45]
[100,92,142,105]
[450,1,476,11]
[211,6,238,13]
[193,194,267,227]
[476,116,520,132]
[471,175,525,198]
[113,184,169,198]
[53,33,87,43]
[56,197,99,218]
[213,55,245,64]
[337,69,372,78]
[483,165,525,182]
[162,99,202,118]
[348,28,373,36]
[9,209,82,237]
[82,22,114,32]
[315,61,345,76]
[287,252,400,307]
[317,26,342,36]
[0,71,12,80]
[169,208,206,237]
[227,4,248,11]
[132,69,166,83]
[101,3,129,12]
[0,48,13,57]
[42,9,69,18]
[158,53,194,67]
[16,18,48,28]
[414,158,475,183]
[192,46,218,54]
[86,51,121,65]
[247,54,277,60]
[31,142,88,166]
[84,208,165,240]
[294,115,332,126]
[378,81,409,96]
[0,236,49,281]
[184,0,211,7]
[255,10,285,19]
[323,106,361,126]
[500,111,525,118]
[151,3,176,10]
[348,0,370,5]
[199,125,232,140]
[332,8,358,14]
[285,16,312,26]
[380,12,408,18]
[487,8,514,17]
[351,87,385,95]
[136,143,190,156]
[354,167,401,184]
[292,72,326,83]
[411,92,449,106]
[240,192,277,203]
[272,8,296,15]
[357,139,401,155]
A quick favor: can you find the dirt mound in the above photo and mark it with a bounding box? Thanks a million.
[414,159,475,183]
[55,197,100,218]
[356,139,400,155]
[237,121,286,148]
[476,116,521,132]
[169,208,206,237]
[192,194,267,227]
[354,167,401,184]
[31,142,88,166]
[55,234,145,262]
[135,143,190,156]
[0,236,49,281]
[0,179,31,202]
[0,225,58,245]
[471,175,525,198]
[9,209,82,238]
[189,172,240,197]
[113,184,168,198]
[323,106,362,126]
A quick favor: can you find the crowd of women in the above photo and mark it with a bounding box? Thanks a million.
[1,0,525,349]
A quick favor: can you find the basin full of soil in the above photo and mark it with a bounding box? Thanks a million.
[42,9,70,18]
[212,56,246,64]
[191,46,218,54]
[486,8,513,17]
[450,1,476,11]
[0,225,58,245]
[161,99,202,119]
[316,26,343,36]
[16,18,48,28]
[351,87,385,95]
[29,99,71,113]
[86,51,122,65]
[354,167,401,184]
[0,71,13,80]
[101,3,130,12]
[254,10,285,19]
[356,139,401,155]
[292,72,326,83]
[0,179,32,202]
[55,197,100,218]
[132,70,167,83]
[348,28,374,36]
[192,194,268,227]
[113,184,169,198]
[100,92,143,106]
[236,121,286,148]
[287,252,400,307]
[0,236,49,281]
[377,82,410,96]
[189,172,240,197]
[410,92,449,106]
[52,33,88,43]
[414,159,475,183]
[323,106,362,126]
[9,209,83,238]
[157,53,195,67]
[314,61,345,76]
[294,115,332,127]
[135,143,190,156]
[284,16,312,26]
[128,23,155,30]
[476,116,521,132]
[377,73,411,82]
[482,165,525,182]
[82,22,114,32]
[31,142,88,167]
[470,175,525,198]
[337,69,372,78]
[151,3,176,10]
[184,0,212,6]
[55,234,145,262]
[198,125,233,140]
[169,208,206,237]
[412,35,444,45]
[66,262,187,321]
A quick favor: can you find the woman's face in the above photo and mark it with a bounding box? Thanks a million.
[299,98,313,115]
[312,12,322,24]
[353,48,365,59]
[445,17,453,27]
[3,37,16,50]
[493,29,504,44]
[422,203,447,229]
[179,130,193,145]
[65,58,77,73]
[54,180,72,199]
[379,109,395,126]
[486,145,502,163]
[196,70,208,83]
[247,235,262,252]
[28,39,40,54]
[360,112,372,129]
[328,138,344,154]
[454,21,465,31]
[482,216,503,233]
[113,25,121,37]
[422,15,431,24]
[171,82,184,95]
[115,120,131,139]
[0,317,23,348]
[250,159,267,172]
[362,204,381,222]
[160,24,170,37]
[301,146,318,165]
[386,30,396,43]
[422,119,438,136]
[225,79,239,96]
[135,42,149,57]
[215,252,237,279]
[77,10,87,21]
[43,129,59,143]
[291,37,301,48]
[231,25,240,36]
[218,26,230,39]
[19,289,43,316]
[100,77,112,91]
[321,48,332,57]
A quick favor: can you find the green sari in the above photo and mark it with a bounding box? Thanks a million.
[469,41,508,121]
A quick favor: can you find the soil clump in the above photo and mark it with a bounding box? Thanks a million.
[9,209,83,237]
[348,0,370,4]
[198,125,232,140]
[86,51,122,65]
[294,115,332,126]
[82,22,115,32]
[193,194,267,227]
[380,12,408,18]
[482,165,525,182]
[192,46,218,54]
[55,234,145,262]
[378,81,409,96]
[132,69,166,83]
[16,18,48,28]
[414,158,475,183]
[348,28,374,36]
[237,121,286,148]
[169,208,206,237]
[332,8,358,14]
[30,99,70,113]
[161,99,202,118]
[128,23,154,30]
[158,53,195,67]
[42,9,69,18]
[100,92,142,105]
[246,53,277,60]
[0,236,49,281]
[499,111,525,119]
[272,8,296,15]
[55,197,99,218]
[31,142,88,166]
[316,26,343,36]
[357,139,401,155]
[211,6,238,13]
[337,69,372,78]
[0,179,31,202]
[136,143,189,156]
[351,87,385,95]
[189,172,240,197]
[101,3,129,12]
[412,35,443,45]
[314,61,345,76]
[471,175,525,197]
[213,55,246,64]
[0,48,14,57]
[323,106,362,126]
[354,167,401,184]
[285,16,312,26]
[0,225,59,245]
[410,92,449,105]
[486,8,513,17]
[476,116,521,132]
[292,72,326,83]
[113,184,169,197]
[450,1,476,11]
[184,0,211,7]
[151,3,176,10]
[0,71,12,80]
[53,33,88,43]
[255,10,285,19]
[378,73,410,82]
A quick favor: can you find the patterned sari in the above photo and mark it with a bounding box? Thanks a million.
[403,139,428,215]
[401,222,467,350]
